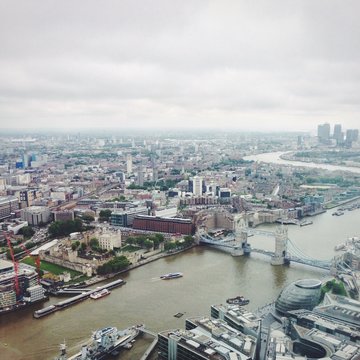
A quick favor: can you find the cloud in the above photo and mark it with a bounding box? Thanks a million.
[0,0,359,131]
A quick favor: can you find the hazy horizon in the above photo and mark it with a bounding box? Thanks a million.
[1,1,359,132]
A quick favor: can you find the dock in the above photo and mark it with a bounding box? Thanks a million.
[140,337,158,360]
[139,328,158,360]
[34,279,125,318]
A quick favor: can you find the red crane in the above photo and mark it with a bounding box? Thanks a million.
[5,233,20,296]
[19,243,41,282]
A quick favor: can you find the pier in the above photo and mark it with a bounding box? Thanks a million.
[139,328,158,360]
[34,279,126,318]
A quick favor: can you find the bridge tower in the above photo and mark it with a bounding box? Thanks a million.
[271,225,288,265]
[232,213,249,256]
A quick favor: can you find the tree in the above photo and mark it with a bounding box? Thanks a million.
[48,219,84,238]
[19,226,35,239]
[71,243,78,251]
[144,239,153,250]
[82,213,95,223]
[96,255,130,275]
[80,242,87,251]
[25,241,35,249]
[164,242,176,252]
[90,237,99,250]
[99,209,112,222]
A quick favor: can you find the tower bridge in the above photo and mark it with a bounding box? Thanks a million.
[198,212,332,270]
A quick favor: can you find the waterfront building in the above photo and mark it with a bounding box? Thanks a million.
[21,206,51,226]
[158,317,257,360]
[287,308,360,343]
[313,293,360,328]
[0,260,39,305]
[132,215,194,235]
[275,279,322,315]
[210,304,261,338]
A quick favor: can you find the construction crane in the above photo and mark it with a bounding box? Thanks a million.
[19,243,41,282]
[5,233,20,296]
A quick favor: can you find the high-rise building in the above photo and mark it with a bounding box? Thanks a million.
[317,123,330,143]
[126,154,132,175]
[192,176,203,196]
[345,129,359,147]
[333,124,343,144]
[137,162,144,186]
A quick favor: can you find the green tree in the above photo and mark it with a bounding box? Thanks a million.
[99,209,112,222]
[164,242,176,252]
[144,239,153,250]
[25,241,35,249]
[19,226,35,239]
[90,237,99,250]
[82,213,95,223]
[80,242,87,251]
[96,255,130,275]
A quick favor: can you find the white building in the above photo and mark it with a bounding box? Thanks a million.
[98,230,122,251]
[193,176,203,196]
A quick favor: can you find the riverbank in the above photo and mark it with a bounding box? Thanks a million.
[280,152,360,169]
[84,245,197,286]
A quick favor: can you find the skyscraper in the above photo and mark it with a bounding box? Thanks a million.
[126,154,132,175]
[192,176,203,196]
[317,123,330,143]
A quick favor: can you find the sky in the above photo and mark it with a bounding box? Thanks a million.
[0,0,359,133]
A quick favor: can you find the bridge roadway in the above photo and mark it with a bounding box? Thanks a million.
[200,236,331,270]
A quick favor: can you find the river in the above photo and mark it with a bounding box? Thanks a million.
[1,153,360,360]
[244,151,360,174]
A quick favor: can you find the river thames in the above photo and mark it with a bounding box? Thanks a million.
[1,154,359,360]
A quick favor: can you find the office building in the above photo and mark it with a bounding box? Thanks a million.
[126,154,133,175]
[275,279,322,315]
[111,207,149,227]
[317,123,331,143]
[132,215,194,235]
[21,206,51,226]
[0,196,19,221]
[192,176,203,196]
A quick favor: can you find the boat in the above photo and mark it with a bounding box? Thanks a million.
[332,211,344,216]
[160,272,183,280]
[55,324,144,360]
[300,220,313,227]
[90,288,110,300]
[226,295,250,306]
[334,243,346,251]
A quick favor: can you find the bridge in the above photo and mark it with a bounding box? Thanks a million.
[198,213,333,270]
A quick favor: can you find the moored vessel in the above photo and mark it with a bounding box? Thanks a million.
[55,324,144,360]
[90,288,110,300]
[226,295,250,306]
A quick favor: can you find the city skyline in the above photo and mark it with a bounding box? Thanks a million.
[1,1,360,132]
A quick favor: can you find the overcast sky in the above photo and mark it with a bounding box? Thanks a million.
[0,1,359,133]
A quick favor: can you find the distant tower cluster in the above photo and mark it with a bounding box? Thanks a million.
[317,123,359,147]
